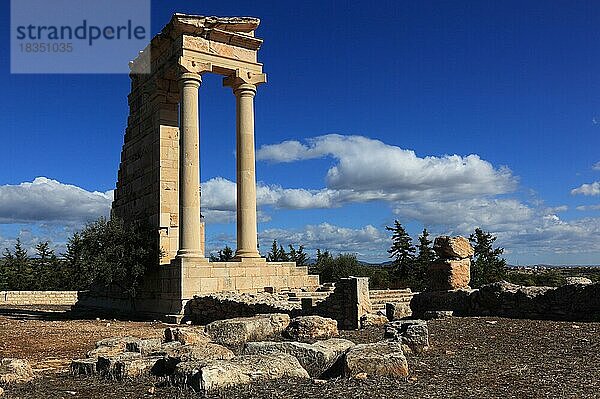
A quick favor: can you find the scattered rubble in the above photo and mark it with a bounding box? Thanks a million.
[0,358,34,384]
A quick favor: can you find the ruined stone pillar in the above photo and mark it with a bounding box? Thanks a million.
[233,81,261,259]
[176,72,203,258]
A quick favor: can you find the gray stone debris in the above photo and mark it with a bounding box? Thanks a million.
[423,310,454,320]
[205,314,290,346]
[164,327,211,345]
[0,358,34,384]
[283,315,339,340]
[243,338,355,378]
[384,319,430,353]
[360,313,389,329]
[70,358,97,376]
[344,341,408,378]
[175,353,310,392]
[126,338,162,355]
[386,302,412,321]
[96,352,142,378]
[112,356,163,380]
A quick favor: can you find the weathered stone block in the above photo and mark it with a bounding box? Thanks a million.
[205,314,291,346]
[427,259,471,291]
[344,341,408,378]
[284,316,338,340]
[243,338,354,378]
[433,236,474,259]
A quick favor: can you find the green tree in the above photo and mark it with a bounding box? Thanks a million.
[34,241,60,290]
[63,217,162,301]
[218,245,234,261]
[288,244,309,266]
[386,220,415,279]
[411,228,436,290]
[2,239,31,290]
[469,228,507,287]
[266,240,289,261]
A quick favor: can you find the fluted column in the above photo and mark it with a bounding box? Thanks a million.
[176,72,203,258]
[233,82,261,258]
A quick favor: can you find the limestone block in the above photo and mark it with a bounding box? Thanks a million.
[212,268,230,278]
[125,338,162,355]
[427,259,471,291]
[70,358,97,376]
[245,267,261,277]
[205,314,291,346]
[344,341,408,378]
[175,353,308,392]
[113,356,163,380]
[433,236,474,259]
[164,327,211,345]
[384,320,430,354]
[235,276,253,291]
[283,316,339,340]
[96,353,142,378]
[217,277,234,291]
[0,358,34,384]
[243,338,355,378]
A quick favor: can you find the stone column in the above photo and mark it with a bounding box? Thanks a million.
[233,82,261,258]
[176,72,203,258]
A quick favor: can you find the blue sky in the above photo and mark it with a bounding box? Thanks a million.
[1,0,599,264]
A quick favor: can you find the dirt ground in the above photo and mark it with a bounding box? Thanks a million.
[1,305,600,399]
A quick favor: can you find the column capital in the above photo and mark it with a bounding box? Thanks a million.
[223,69,267,90]
[178,57,212,76]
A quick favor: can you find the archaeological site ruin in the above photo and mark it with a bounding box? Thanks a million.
[78,15,321,318]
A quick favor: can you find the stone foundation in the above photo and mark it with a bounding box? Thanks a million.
[76,260,319,320]
[0,291,79,306]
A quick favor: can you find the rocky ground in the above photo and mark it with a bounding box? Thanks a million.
[1,305,600,398]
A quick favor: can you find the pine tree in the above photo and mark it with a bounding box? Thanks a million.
[469,228,507,287]
[386,220,415,279]
[267,240,289,261]
[288,244,309,266]
[218,245,234,261]
[412,228,436,290]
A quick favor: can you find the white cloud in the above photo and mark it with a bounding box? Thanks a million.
[393,198,534,234]
[571,181,600,196]
[257,134,517,201]
[592,161,600,171]
[259,223,388,257]
[0,177,112,224]
[576,204,600,211]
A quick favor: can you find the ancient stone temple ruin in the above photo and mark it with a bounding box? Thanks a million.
[84,14,319,318]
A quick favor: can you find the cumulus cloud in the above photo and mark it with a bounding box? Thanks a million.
[393,198,534,234]
[593,162,600,171]
[260,223,388,257]
[571,182,600,196]
[257,134,517,201]
[0,177,112,224]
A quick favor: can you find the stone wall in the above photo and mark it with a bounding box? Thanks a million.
[183,292,302,324]
[74,261,320,320]
[111,41,187,264]
[411,281,600,321]
[302,277,372,330]
[0,291,79,306]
